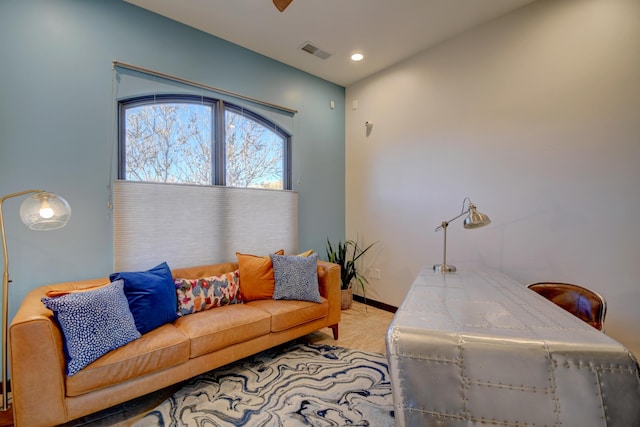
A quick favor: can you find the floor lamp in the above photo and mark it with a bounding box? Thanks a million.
[433,197,491,273]
[0,190,71,411]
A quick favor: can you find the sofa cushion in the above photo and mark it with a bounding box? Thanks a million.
[236,250,284,301]
[174,304,272,358]
[175,270,242,316]
[66,323,190,396]
[271,253,321,303]
[247,298,329,332]
[41,279,141,376]
[110,262,178,334]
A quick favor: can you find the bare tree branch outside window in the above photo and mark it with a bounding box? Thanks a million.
[225,110,283,190]
[125,103,211,185]
[122,98,286,190]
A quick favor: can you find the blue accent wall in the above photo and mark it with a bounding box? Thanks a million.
[0,0,345,322]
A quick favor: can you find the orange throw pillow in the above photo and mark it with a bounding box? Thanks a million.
[236,250,284,301]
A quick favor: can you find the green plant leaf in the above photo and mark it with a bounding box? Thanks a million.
[325,237,377,296]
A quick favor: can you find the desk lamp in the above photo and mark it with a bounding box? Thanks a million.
[1,190,71,411]
[434,197,490,273]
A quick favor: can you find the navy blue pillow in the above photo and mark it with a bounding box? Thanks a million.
[110,262,178,334]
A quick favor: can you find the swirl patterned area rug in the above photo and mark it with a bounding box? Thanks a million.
[134,342,394,426]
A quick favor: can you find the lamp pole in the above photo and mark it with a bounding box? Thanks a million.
[1,190,71,411]
[435,220,455,273]
[1,190,45,411]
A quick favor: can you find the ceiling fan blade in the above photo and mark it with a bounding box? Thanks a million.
[273,0,293,12]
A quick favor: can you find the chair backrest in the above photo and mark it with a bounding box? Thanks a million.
[527,282,607,331]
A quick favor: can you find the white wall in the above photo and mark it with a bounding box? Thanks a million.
[346,0,640,356]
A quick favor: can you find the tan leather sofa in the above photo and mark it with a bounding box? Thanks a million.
[9,260,340,427]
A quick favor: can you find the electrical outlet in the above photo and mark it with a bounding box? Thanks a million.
[374,268,381,279]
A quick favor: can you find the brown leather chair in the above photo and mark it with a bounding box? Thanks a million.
[528,282,607,331]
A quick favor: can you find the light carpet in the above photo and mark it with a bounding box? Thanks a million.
[133,342,395,426]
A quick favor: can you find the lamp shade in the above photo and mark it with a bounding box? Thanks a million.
[463,204,491,229]
[19,192,71,230]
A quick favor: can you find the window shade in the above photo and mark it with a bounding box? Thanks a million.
[113,180,298,272]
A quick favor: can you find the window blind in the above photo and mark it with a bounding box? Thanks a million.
[113,180,298,272]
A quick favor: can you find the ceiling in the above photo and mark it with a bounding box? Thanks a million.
[125,0,536,87]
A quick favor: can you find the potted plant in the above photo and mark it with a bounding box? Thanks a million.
[326,238,377,309]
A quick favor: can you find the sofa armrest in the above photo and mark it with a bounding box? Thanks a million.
[9,278,110,427]
[317,260,341,332]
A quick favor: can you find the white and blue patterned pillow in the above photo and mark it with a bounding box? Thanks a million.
[41,279,141,376]
[270,253,321,303]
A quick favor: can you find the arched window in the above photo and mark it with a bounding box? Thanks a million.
[118,95,291,190]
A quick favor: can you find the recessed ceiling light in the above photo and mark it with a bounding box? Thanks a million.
[351,53,364,62]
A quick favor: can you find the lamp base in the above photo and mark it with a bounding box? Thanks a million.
[433,264,456,273]
[0,405,13,427]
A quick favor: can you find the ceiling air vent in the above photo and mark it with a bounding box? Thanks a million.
[299,42,331,60]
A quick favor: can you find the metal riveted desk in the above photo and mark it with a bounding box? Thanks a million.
[386,267,640,426]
